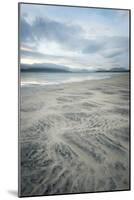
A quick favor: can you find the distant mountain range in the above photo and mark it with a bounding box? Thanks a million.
[96,67,129,73]
[21,66,70,73]
[21,63,71,73]
[20,63,129,73]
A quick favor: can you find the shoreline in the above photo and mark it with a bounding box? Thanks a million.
[20,72,129,88]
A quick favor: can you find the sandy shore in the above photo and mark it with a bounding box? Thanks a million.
[19,73,130,196]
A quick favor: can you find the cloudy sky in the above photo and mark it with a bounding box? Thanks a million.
[20,4,129,71]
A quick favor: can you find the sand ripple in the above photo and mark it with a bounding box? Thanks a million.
[19,74,130,196]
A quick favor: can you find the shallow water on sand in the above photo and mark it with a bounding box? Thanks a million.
[21,72,122,86]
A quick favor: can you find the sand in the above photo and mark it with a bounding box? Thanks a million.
[19,73,130,196]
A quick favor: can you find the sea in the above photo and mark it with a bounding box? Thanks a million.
[21,72,123,87]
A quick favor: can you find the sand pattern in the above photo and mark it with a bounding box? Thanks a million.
[19,74,130,196]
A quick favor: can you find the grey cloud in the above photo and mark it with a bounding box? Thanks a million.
[82,36,128,55]
[20,18,34,43]
[112,51,129,69]
[21,49,75,62]
[106,36,128,49]
[20,16,83,47]
[101,48,127,58]
[21,16,103,53]
[33,17,82,42]
[83,40,103,54]
[21,49,46,59]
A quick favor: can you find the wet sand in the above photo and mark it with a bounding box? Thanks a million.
[19,73,130,196]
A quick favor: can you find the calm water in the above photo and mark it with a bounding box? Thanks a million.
[21,72,122,87]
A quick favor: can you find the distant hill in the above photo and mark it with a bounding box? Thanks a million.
[21,63,71,73]
[20,63,93,73]
[96,67,129,72]
[20,63,129,73]
[110,67,129,72]
[21,67,70,73]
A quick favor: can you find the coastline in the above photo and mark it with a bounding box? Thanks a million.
[20,72,126,87]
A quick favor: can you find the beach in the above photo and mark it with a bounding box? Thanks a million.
[19,73,130,196]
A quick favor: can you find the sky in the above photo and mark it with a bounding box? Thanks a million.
[20,3,130,71]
